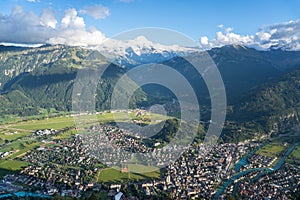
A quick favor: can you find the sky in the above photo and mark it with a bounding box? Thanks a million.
[0,0,300,49]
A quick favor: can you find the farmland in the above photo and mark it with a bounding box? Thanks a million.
[0,110,169,179]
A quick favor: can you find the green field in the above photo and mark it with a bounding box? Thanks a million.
[9,112,169,131]
[291,146,300,159]
[0,160,29,171]
[287,145,300,164]
[0,159,30,177]
[0,111,169,181]
[53,129,77,139]
[0,111,167,152]
[11,116,75,131]
[97,166,161,183]
[0,140,41,159]
[0,131,30,142]
[256,142,286,157]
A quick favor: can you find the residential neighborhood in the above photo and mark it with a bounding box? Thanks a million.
[0,121,298,199]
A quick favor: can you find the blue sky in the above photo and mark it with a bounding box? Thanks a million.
[0,0,300,49]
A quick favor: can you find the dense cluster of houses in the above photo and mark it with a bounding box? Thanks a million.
[1,174,58,196]
[0,121,298,199]
[149,142,259,199]
[82,124,151,166]
[236,163,299,199]
[19,135,101,197]
[83,124,187,167]
[248,154,277,168]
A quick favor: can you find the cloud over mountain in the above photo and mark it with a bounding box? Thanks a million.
[0,5,106,46]
[0,5,55,44]
[1,5,300,51]
[255,20,300,50]
[40,8,57,28]
[201,20,300,50]
[47,9,106,46]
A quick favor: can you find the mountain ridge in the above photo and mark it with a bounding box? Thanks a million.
[1,44,300,142]
[223,67,300,141]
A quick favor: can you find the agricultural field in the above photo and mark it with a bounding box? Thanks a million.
[0,130,29,142]
[0,160,29,171]
[290,146,300,160]
[97,166,161,183]
[287,145,300,165]
[0,111,169,179]
[256,142,287,158]
[6,111,168,131]
[10,116,75,131]
[0,159,30,178]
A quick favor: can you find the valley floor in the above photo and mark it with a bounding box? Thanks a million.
[0,112,299,199]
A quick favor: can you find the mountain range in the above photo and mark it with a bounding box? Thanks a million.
[1,43,300,141]
[94,36,199,68]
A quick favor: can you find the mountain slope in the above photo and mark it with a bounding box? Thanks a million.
[96,36,198,68]
[147,45,296,106]
[0,46,146,116]
[2,44,300,143]
[224,68,300,141]
[0,45,90,89]
[209,45,300,103]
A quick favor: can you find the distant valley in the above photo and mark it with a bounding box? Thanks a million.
[1,44,300,142]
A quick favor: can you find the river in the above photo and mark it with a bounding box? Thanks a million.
[0,191,51,199]
[213,142,299,199]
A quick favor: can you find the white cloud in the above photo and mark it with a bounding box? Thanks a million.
[2,5,300,51]
[0,42,43,47]
[255,32,271,41]
[61,9,85,29]
[0,5,55,44]
[40,8,57,28]
[254,20,300,50]
[0,6,106,46]
[79,5,110,20]
[47,9,106,46]
[200,36,209,45]
[225,27,233,33]
[201,20,300,50]
[200,26,254,49]
[47,26,106,47]
[27,0,39,2]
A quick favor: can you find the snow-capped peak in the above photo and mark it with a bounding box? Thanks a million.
[93,35,200,67]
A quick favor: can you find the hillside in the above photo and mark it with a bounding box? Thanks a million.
[224,68,300,141]
[0,45,146,116]
[144,45,300,107]
[2,44,300,142]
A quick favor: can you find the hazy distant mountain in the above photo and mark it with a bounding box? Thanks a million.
[208,45,297,102]
[0,45,146,116]
[95,36,199,67]
[2,44,300,141]
[2,44,300,111]
[97,41,300,104]
[142,45,300,105]
[223,68,300,142]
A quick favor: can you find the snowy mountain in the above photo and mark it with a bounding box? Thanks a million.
[93,36,200,67]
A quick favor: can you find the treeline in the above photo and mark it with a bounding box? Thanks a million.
[0,55,146,117]
[223,68,300,141]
